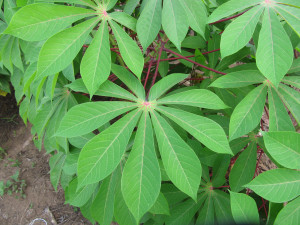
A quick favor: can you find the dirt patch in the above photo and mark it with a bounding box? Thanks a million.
[0,94,91,225]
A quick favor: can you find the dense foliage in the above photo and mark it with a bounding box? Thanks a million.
[0,0,300,224]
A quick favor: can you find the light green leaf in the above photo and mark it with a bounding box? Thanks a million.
[162,0,189,50]
[268,86,295,131]
[81,21,110,97]
[157,106,232,155]
[148,73,189,101]
[256,7,293,86]
[124,0,139,15]
[66,178,97,207]
[109,20,144,78]
[111,64,145,100]
[109,11,137,31]
[77,109,142,187]
[230,192,259,224]
[103,0,118,10]
[274,197,300,225]
[4,3,95,41]
[137,0,162,51]
[90,172,118,225]
[274,4,300,36]
[181,0,207,38]
[212,190,234,224]
[229,142,257,192]
[165,194,207,225]
[208,0,262,23]
[221,5,264,58]
[282,76,300,89]
[229,84,267,141]
[122,112,161,222]
[49,152,66,191]
[37,17,99,79]
[245,168,300,203]
[151,110,202,200]
[288,58,300,73]
[210,70,266,88]
[196,194,214,225]
[263,131,300,169]
[157,89,228,110]
[57,101,137,137]
[278,84,300,124]
[149,192,170,215]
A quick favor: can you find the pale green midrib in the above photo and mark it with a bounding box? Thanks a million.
[230,85,266,139]
[248,179,300,187]
[80,109,141,186]
[151,110,194,195]
[59,104,138,135]
[157,107,229,152]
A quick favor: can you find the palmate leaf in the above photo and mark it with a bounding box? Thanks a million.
[210,70,266,88]
[81,20,111,97]
[37,17,99,79]
[213,190,234,224]
[157,89,228,110]
[162,0,189,50]
[196,193,214,225]
[230,192,260,225]
[256,6,293,86]
[109,20,144,79]
[263,131,300,169]
[274,197,300,225]
[245,168,300,203]
[136,0,162,51]
[282,76,300,89]
[229,142,257,192]
[157,106,232,155]
[229,84,268,141]
[122,112,161,222]
[77,109,142,188]
[109,12,137,32]
[56,101,138,137]
[151,110,202,200]
[5,3,95,41]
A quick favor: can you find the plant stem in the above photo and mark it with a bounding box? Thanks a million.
[144,60,153,89]
[163,48,226,75]
[209,10,249,25]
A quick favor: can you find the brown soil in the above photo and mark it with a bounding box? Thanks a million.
[0,94,91,225]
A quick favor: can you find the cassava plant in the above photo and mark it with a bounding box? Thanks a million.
[1,0,300,224]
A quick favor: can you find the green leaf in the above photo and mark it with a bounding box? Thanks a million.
[212,190,234,224]
[268,86,295,131]
[49,152,66,191]
[288,58,300,73]
[181,0,207,38]
[229,142,257,192]
[56,101,137,137]
[109,20,144,78]
[136,0,162,51]
[162,0,189,50]
[124,0,139,15]
[210,70,266,88]
[267,202,284,225]
[111,64,145,100]
[208,0,262,23]
[103,0,118,11]
[157,89,228,110]
[81,21,111,97]
[157,106,232,155]
[165,194,207,225]
[263,131,300,169]
[196,194,214,225]
[230,192,259,224]
[256,7,293,86]
[122,112,161,222]
[278,84,300,124]
[90,172,118,225]
[282,76,300,89]
[162,183,188,205]
[221,5,264,58]
[229,84,268,141]
[274,197,300,225]
[37,17,99,79]
[4,3,95,41]
[151,110,202,200]
[109,11,137,31]
[77,109,142,188]
[148,73,189,101]
[66,178,97,207]
[149,192,170,215]
[245,168,300,203]
[274,4,300,36]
